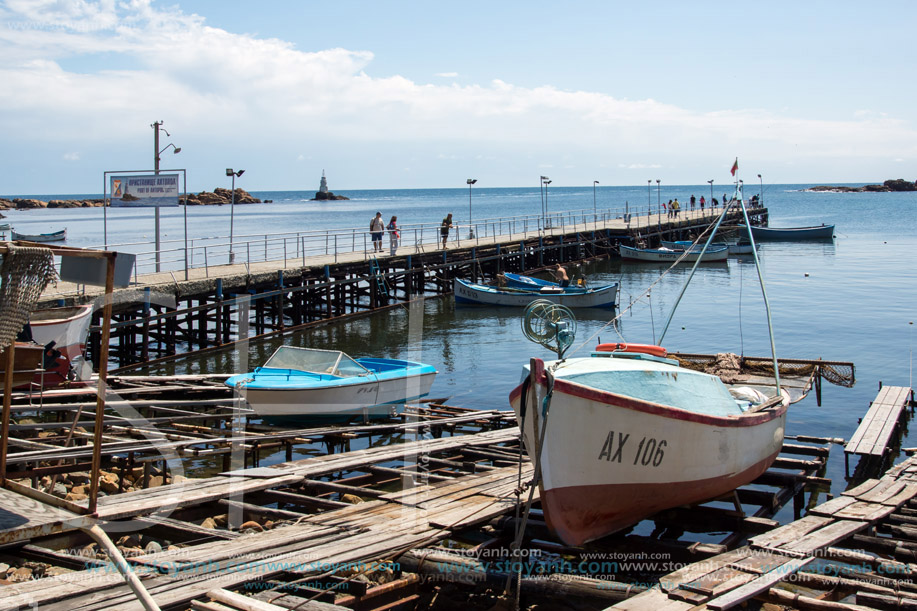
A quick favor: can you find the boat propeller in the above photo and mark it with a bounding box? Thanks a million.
[522,299,577,359]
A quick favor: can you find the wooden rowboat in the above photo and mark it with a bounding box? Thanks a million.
[618,244,729,262]
[454,278,618,309]
[11,229,66,242]
[740,224,835,241]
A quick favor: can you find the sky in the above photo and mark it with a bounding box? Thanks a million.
[1,0,915,194]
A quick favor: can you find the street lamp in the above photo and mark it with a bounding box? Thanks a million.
[656,179,661,215]
[542,177,552,228]
[227,168,245,263]
[152,121,181,272]
[647,180,652,219]
[466,178,477,238]
[707,179,714,210]
[757,173,763,207]
[593,180,599,221]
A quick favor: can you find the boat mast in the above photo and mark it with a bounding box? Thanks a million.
[737,178,782,395]
[658,174,781,397]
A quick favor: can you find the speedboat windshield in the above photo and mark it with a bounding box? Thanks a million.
[263,346,370,377]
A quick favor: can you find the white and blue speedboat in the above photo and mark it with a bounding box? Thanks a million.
[225,346,437,421]
[454,278,617,309]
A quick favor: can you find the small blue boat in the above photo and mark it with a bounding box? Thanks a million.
[225,346,437,422]
[502,272,559,289]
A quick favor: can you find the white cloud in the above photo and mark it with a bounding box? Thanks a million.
[0,0,915,189]
[63,151,80,161]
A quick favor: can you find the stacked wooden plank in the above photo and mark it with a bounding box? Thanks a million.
[608,457,917,611]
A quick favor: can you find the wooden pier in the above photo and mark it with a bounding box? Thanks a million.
[34,207,764,372]
[845,385,915,476]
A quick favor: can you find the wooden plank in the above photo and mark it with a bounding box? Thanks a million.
[680,566,758,597]
[705,557,814,611]
[781,519,868,555]
[748,514,833,550]
[612,586,699,611]
[842,478,883,498]
[657,548,753,593]
[808,498,896,522]
[727,553,793,575]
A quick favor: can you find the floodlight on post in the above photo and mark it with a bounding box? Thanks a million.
[593,180,599,220]
[466,178,477,238]
[227,168,245,264]
[707,179,714,210]
[656,179,661,215]
[757,173,763,207]
[542,177,552,229]
[152,121,181,272]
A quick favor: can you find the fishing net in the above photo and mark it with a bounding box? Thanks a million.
[0,245,58,348]
[672,353,856,388]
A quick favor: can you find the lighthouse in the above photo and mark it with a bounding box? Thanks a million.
[319,170,329,194]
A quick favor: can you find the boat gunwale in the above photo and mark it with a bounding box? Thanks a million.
[509,358,786,428]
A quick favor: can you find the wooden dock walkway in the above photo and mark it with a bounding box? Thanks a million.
[609,455,917,611]
[845,385,914,475]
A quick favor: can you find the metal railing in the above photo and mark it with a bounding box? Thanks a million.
[89,205,664,281]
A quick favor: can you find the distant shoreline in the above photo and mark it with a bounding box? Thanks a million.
[805,179,916,193]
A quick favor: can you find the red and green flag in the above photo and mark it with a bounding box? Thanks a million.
[730,158,739,176]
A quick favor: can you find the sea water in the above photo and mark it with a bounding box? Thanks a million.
[7,184,917,520]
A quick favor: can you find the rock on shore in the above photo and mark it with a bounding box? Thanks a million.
[807,179,917,192]
[185,188,261,205]
[0,188,262,210]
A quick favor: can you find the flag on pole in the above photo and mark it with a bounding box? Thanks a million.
[730,158,739,176]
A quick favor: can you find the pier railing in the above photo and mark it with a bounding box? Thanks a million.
[89,203,736,281]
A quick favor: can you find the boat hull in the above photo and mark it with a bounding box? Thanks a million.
[509,358,786,545]
[229,370,437,420]
[454,278,617,308]
[743,225,835,241]
[29,305,93,364]
[618,244,729,262]
[11,229,66,242]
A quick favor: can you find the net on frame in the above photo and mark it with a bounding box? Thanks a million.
[673,352,855,388]
[0,245,58,348]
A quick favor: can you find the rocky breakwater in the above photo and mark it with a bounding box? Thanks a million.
[0,198,105,209]
[185,187,261,205]
[807,178,917,192]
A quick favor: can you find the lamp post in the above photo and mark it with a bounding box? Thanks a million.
[466,178,477,238]
[647,180,652,219]
[539,175,548,229]
[656,179,661,216]
[152,121,181,272]
[707,179,714,210]
[593,180,599,221]
[542,177,552,229]
[226,168,245,263]
[757,173,763,207]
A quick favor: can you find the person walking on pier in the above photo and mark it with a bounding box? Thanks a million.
[690,195,696,214]
[699,195,705,212]
[370,212,384,253]
[672,198,681,218]
[387,215,400,255]
[440,213,453,249]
